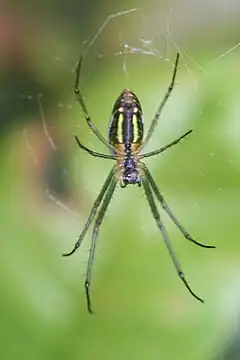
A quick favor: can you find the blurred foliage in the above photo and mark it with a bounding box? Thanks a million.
[2,1,240,360]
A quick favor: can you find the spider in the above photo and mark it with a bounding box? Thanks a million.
[63,53,215,314]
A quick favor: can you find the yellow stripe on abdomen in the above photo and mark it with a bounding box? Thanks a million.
[117,113,124,143]
[132,114,139,143]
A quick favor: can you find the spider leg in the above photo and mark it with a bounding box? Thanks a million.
[140,130,192,159]
[141,164,215,249]
[74,56,115,152]
[142,53,180,149]
[141,174,204,303]
[85,176,118,314]
[63,166,116,257]
[75,136,116,160]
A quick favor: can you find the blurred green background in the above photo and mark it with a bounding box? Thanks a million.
[2,1,240,359]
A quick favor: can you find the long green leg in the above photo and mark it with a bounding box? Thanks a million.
[85,176,118,314]
[141,164,215,249]
[74,56,115,152]
[63,166,116,257]
[75,136,116,160]
[141,175,204,303]
[141,53,180,149]
[140,130,192,159]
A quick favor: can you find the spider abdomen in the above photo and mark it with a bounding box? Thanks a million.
[108,89,144,150]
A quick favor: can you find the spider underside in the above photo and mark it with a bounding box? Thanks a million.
[63,53,215,314]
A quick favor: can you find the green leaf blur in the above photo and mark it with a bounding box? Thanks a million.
[2,2,240,360]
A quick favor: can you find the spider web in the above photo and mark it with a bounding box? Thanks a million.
[20,8,240,320]
[22,5,240,221]
[14,2,240,347]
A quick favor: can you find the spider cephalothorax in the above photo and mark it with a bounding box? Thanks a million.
[121,156,141,187]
